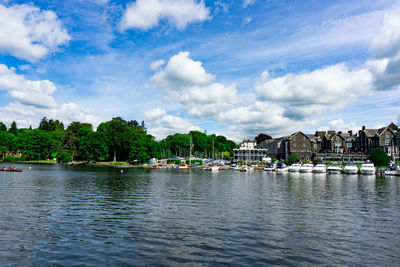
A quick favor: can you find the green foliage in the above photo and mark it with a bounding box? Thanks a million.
[288,153,299,165]
[8,121,18,135]
[0,131,16,151]
[78,131,108,162]
[186,159,203,165]
[368,147,390,167]
[3,155,15,162]
[57,152,72,163]
[0,122,7,131]
[15,156,26,161]
[167,159,181,164]
[272,157,278,162]
[39,117,64,131]
[17,129,55,160]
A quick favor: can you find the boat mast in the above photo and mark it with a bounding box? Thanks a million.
[189,134,192,165]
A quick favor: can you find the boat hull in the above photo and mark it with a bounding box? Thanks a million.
[360,169,375,175]
[343,168,358,174]
[300,168,312,173]
[276,168,289,172]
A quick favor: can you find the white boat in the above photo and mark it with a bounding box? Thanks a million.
[300,163,314,173]
[275,161,289,172]
[178,164,188,169]
[327,163,342,174]
[241,165,254,172]
[288,163,301,172]
[313,163,327,173]
[343,162,358,174]
[211,166,221,172]
[264,162,276,171]
[384,162,399,176]
[360,162,376,175]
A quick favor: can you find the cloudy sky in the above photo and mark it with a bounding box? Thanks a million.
[0,0,400,141]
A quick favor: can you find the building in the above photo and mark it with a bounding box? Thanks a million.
[280,132,312,161]
[233,139,269,163]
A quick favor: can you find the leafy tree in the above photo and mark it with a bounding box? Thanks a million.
[17,130,55,160]
[288,153,299,165]
[39,117,65,131]
[78,131,108,162]
[0,131,17,151]
[0,122,7,131]
[8,121,17,135]
[57,152,72,163]
[368,147,390,167]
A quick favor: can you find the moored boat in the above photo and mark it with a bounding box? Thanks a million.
[384,162,399,176]
[327,163,342,174]
[360,162,375,175]
[300,163,313,173]
[288,163,301,172]
[264,162,276,171]
[343,162,358,174]
[313,163,327,173]
[275,161,289,172]
[1,167,23,172]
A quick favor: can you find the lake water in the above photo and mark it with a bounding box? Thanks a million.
[0,164,399,266]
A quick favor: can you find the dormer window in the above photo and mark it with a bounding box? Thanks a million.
[386,133,390,138]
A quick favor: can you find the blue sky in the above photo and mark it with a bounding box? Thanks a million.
[0,0,399,141]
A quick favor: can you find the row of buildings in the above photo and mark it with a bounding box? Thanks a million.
[233,123,400,163]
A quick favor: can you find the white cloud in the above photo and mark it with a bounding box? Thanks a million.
[179,83,239,118]
[243,0,256,8]
[0,4,70,62]
[0,64,58,108]
[151,51,215,88]
[318,119,358,132]
[0,101,107,129]
[255,63,373,119]
[143,108,167,121]
[150,59,165,70]
[242,17,252,25]
[120,0,210,31]
[145,110,201,139]
[216,101,315,142]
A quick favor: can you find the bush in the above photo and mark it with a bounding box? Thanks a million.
[368,148,390,167]
[288,153,299,165]
[186,159,203,165]
[167,159,181,165]
[3,155,15,162]
[15,156,26,161]
[57,152,72,163]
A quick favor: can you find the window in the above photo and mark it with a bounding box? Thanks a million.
[304,136,306,141]
[385,139,390,145]
[293,143,296,147]
[347,143,352,148]
[386,133,390,138]
[336,136,340,142]
[303,143,306,147]
[293,136,296,141]
[314,144,318,149]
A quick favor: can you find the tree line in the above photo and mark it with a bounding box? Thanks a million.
[0,117,238,163]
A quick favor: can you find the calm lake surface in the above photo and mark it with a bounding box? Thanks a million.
[0,164,399,266]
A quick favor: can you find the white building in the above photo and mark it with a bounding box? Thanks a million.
[233,140,269,163]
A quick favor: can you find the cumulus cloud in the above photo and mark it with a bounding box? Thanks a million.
[179,83,239,118]
[151,51,215,88]
[144,109,201,139]
[150,59,165,70]
[368,11,400,91]
[120,0,210,31]
[255,63,373,119]
[217,101,315,141]
[318,119,359,132]
[0,4,70,62]
[0,64,58,108]
[0,101,107,129]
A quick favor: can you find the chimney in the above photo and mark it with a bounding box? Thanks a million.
[338,131,342,134]
[348,130,353,136]
[362,126,366,130]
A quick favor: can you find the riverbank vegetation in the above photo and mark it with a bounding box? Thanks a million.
[0,117,237,164]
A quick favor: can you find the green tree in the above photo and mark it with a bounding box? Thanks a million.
[288,153,299,165]
[39,117,64,131]
[78,131,108,162]
[0,131,17,151]
[8,121,17,135]
[368,147,390,167]
[17,130,55,160]
[0,122,7,131]
[57,152,72,163]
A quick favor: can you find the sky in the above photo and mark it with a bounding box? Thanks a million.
[0,0,400,142]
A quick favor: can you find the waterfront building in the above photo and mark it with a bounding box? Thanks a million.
[233,139,269,163]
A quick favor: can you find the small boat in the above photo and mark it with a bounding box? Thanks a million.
[211,166,221,172]
[1,167,23,172]
[313,163,327,173]
[327,163,342,174]
[384,162,399,176]
[300,163,313,173]
[288,163,301,172]
[234,165,241,171]
[343,162,358,174]
[240,165,254,172]
[264,162,276,171]
[275,161,289,172]
[177,164,188,169]
[360,162,375,175]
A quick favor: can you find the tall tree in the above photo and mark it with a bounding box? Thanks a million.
[0,122,7,131]
[8,121,17,135]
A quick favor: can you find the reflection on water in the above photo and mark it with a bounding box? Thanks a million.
[0,164,399,266]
